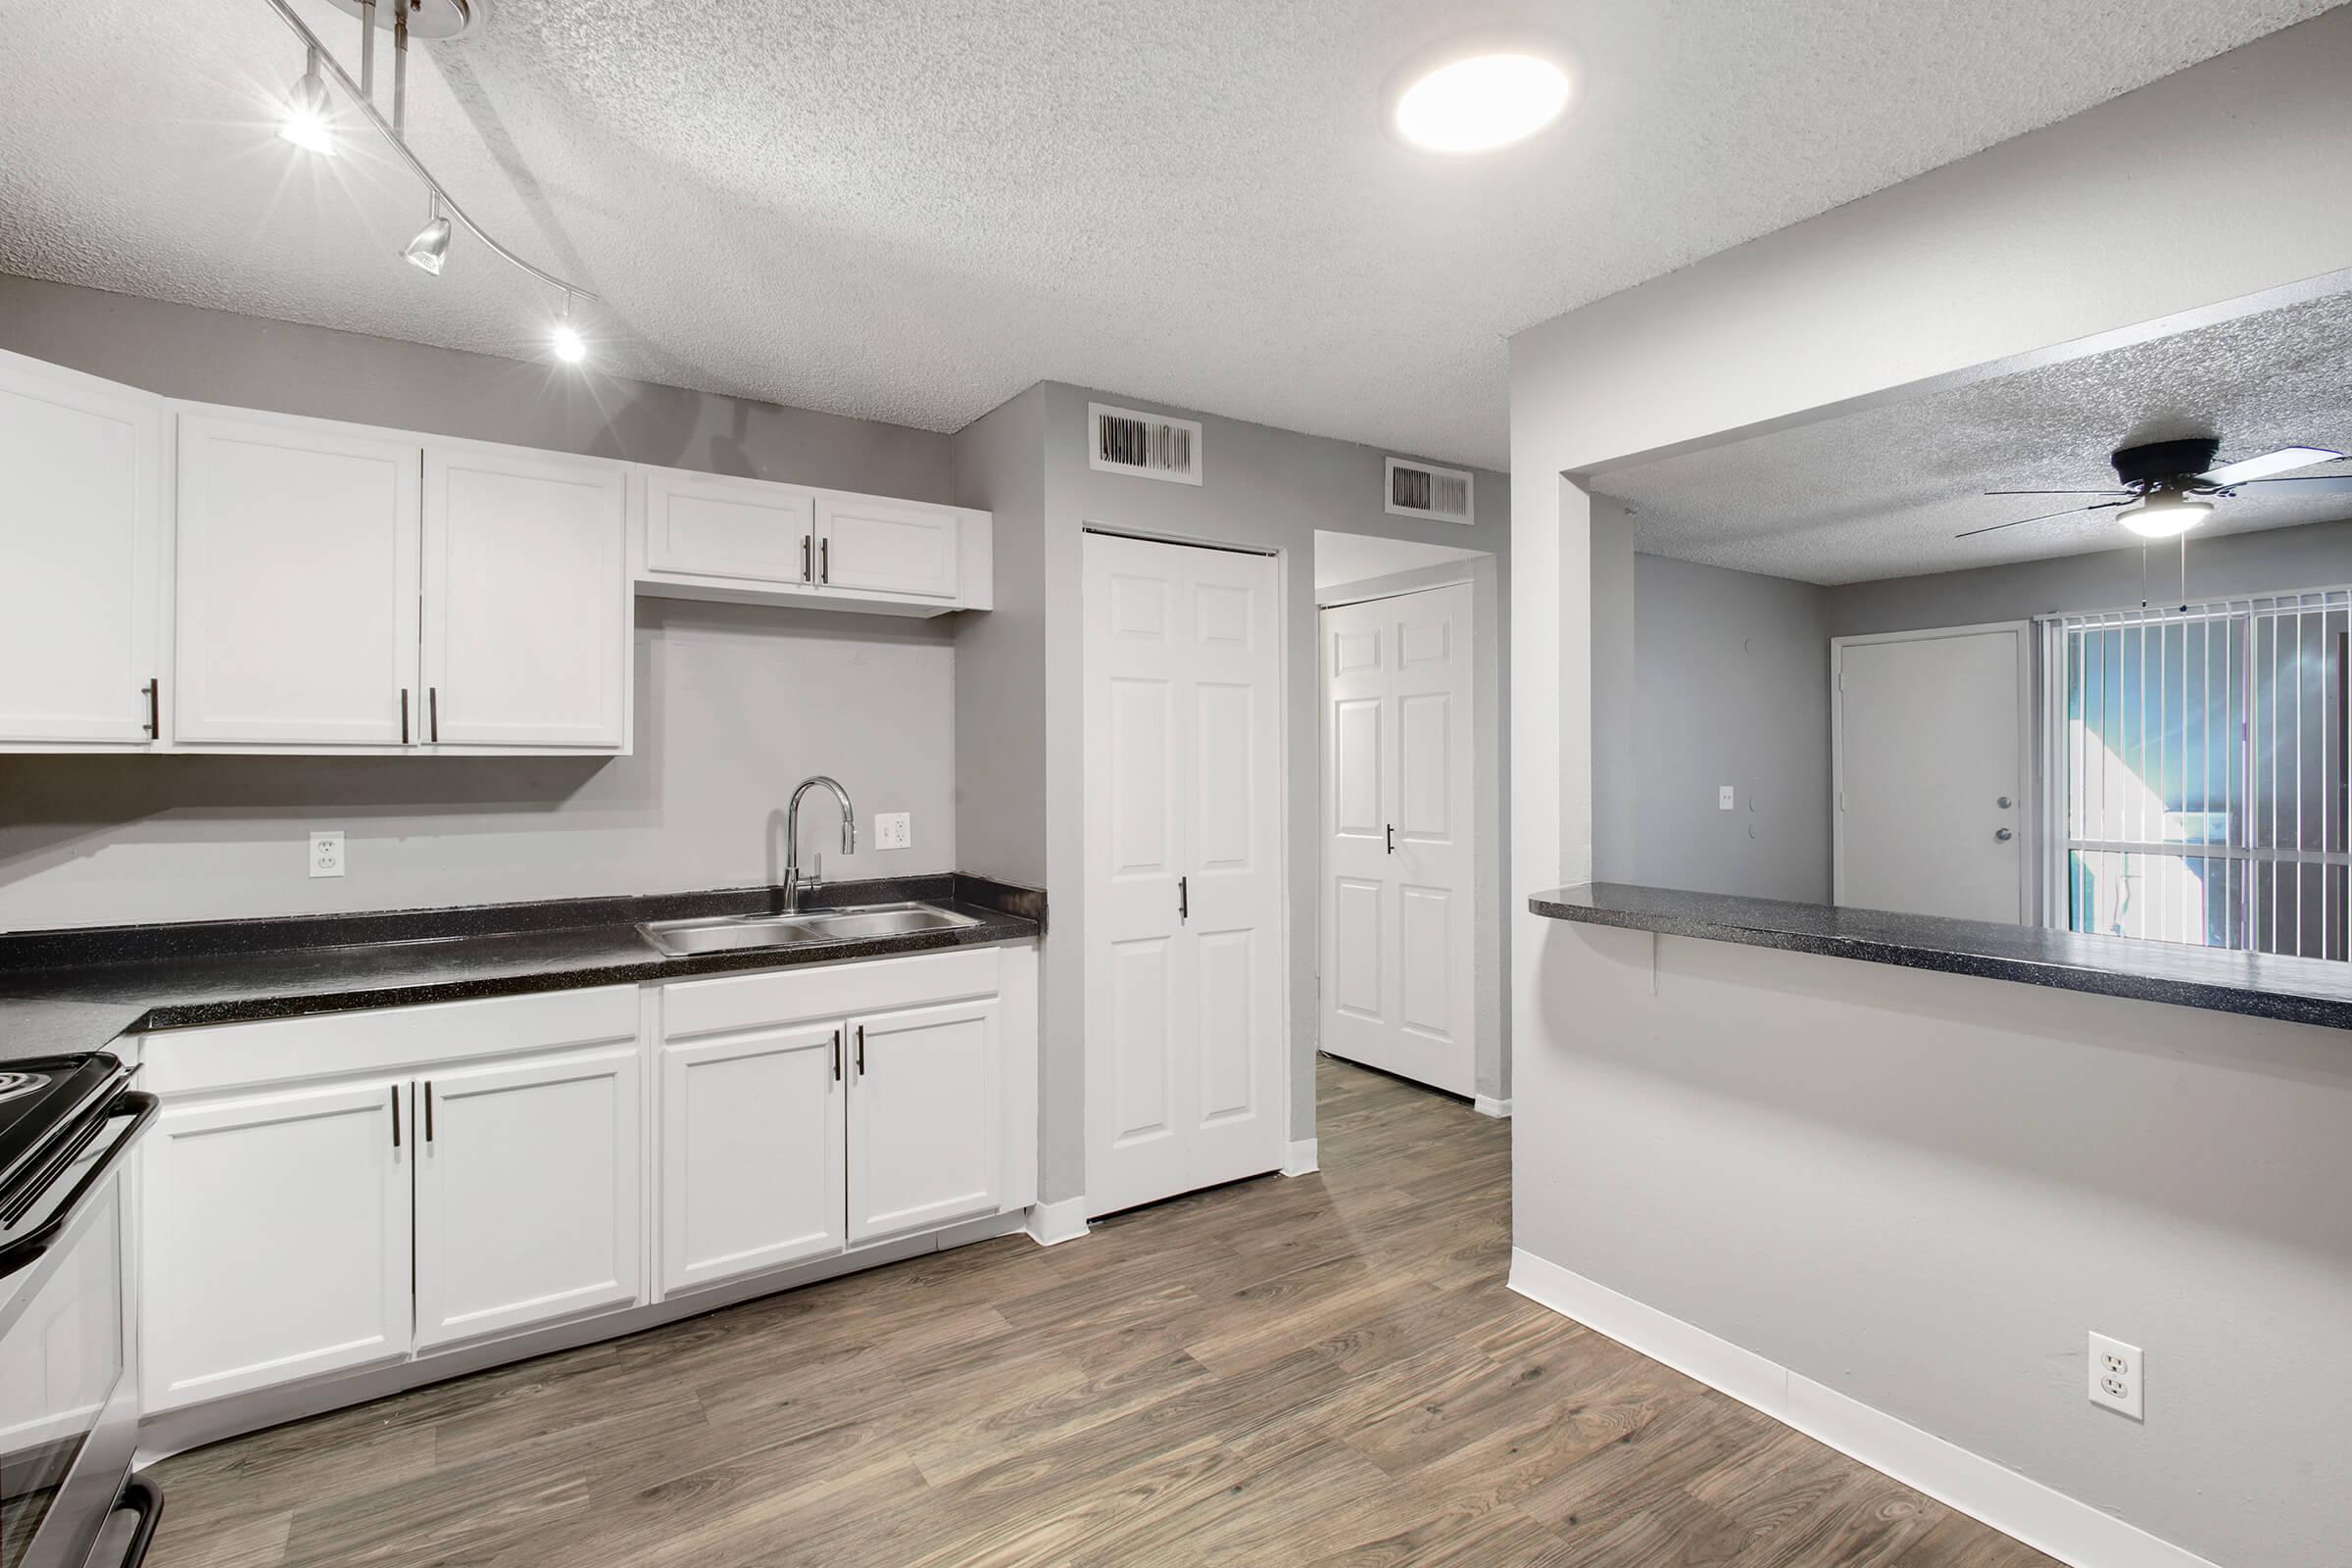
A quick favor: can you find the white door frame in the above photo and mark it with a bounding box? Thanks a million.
[1079,523,1293,1209]
[1831,620,2035,923]
[1316,577,1481,1098]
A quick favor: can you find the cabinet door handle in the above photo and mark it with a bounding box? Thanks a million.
[819,536,830,584]
[1178,875,1189,922]
[390,1084,402,1148]
[802,534,812,583]
[1386,823,1395,855]
[855,1024,865,1077]
[423,1080,434,1143]
[142,678,160,739]
[832,1027,843,1082]
[428,686,440,743]
[401,688,412,745]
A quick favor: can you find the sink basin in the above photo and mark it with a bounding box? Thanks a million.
[638,902,980,956]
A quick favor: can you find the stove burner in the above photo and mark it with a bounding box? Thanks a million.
[0,1071,50,1105]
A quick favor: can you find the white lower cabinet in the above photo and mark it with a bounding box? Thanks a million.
[847,999,1001,1243]
[659,1021,846,1295]
[414,1045,643,1348]
[141,1078,412,1414]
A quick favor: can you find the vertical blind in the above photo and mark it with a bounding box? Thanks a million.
[2045,587,2350,959]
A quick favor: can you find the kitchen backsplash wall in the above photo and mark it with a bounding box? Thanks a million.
[0,600,956,931]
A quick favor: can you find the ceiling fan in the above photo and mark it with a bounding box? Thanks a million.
[1958,438,2350,540]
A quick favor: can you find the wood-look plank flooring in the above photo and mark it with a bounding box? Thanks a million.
[150,1057,2056,1567]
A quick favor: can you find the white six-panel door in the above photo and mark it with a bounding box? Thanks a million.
[1083,532,1286,1217]
[173,411,420,745]
[422,445,630,749]
[0,351,166,745]
[1319,584,1476,1096]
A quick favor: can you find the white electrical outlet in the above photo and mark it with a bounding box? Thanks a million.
[309,831,345,879]
[875,811,912,851]
[2088,1332,2143,1420]
[1718,785,1736,810]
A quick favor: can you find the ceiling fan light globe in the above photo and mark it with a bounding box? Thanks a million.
[2120,494,2214,538]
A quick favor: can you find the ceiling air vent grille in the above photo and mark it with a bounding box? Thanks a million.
[1386,458,1474,524]
[1090,403,1202,485]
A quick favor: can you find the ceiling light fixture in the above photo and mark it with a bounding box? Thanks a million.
[257,0,601,353]
[550,293,588,366]
[278,48,337,156]
[1388,36,1575,154]
[2119,489,2215,539]
[403,195,452,274]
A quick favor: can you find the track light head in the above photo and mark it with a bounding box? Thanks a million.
[279,52,336,157]
[550,298,587,366]
[404,200,452,275]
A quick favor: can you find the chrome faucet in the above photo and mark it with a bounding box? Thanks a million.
[783,775,857,912]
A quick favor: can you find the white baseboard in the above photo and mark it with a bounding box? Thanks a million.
[1474,1095,1513,1118]
[1281,1139,1319,1176]
[1507,1249,2219,1568]
[1024,1196,1090,1247]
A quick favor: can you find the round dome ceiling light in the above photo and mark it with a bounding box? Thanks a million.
[2119,489,2216,539]
[1388,35,1576,155]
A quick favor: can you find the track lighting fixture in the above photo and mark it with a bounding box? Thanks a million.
[258,0,600,360]
[403,195,452,275]
[278,48,337,156]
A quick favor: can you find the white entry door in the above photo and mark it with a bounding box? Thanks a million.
[1319,583,1476,1095]
[1083,532,1286,1218]
[1835,622,2031,923]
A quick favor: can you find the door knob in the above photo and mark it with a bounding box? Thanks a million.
[1994,827,2015,842]
[1996,796,2013,809]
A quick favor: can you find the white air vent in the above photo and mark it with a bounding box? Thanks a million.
[1386,457,1474,524]
[1090,403,1202,486]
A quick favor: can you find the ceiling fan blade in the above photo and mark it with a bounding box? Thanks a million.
[2228,473,2352,495]
[2201,446,2344,485]
[1956,499,2131,539]
[1981,488,2130,497]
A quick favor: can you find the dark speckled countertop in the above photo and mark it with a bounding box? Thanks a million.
[0,874,1043,1064]
[1531,882,2352,1033]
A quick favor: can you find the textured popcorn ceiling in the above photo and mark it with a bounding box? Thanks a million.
[1597,289,2352,585]
[0,0,2336,467]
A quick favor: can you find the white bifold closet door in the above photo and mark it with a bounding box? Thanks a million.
[1319,582,1475,1096]
[1083,531,1286,1218]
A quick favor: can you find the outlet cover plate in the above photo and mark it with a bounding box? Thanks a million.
[309,831,345,879]
[2088,1331,2143,1420]
[875,811,912,851]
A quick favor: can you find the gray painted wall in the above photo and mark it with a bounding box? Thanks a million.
[1631,555,1833,903]
[1523,922,2352,1568]
[956,381,1513,1202]
[1824,515,2352,638]
[0,277,961,931]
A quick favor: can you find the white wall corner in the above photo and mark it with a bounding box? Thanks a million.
[1507,1249,2223,1568]
[1474,1095,1513,1119]
[1282,1139,1319,1177]
[1024,1196,1091,1247]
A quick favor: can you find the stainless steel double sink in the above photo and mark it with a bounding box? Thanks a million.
[637,901,979,957]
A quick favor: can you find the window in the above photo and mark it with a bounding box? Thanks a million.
[2046,588,2350,958]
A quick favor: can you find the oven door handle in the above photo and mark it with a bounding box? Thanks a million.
[109,1473,167,1568]
[0,1091,157,1283]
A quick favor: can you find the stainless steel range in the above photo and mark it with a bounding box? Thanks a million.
[0,1053,160,1568]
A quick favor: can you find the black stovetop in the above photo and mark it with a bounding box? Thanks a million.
[0,1052,128,1219]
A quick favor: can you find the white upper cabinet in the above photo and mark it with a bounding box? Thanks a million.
[816,494,960,601]
[174,410,421,747]
[644,467,816,584]
[0,352,166,746]
[423,445,630,750]
[636,464,990,616]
